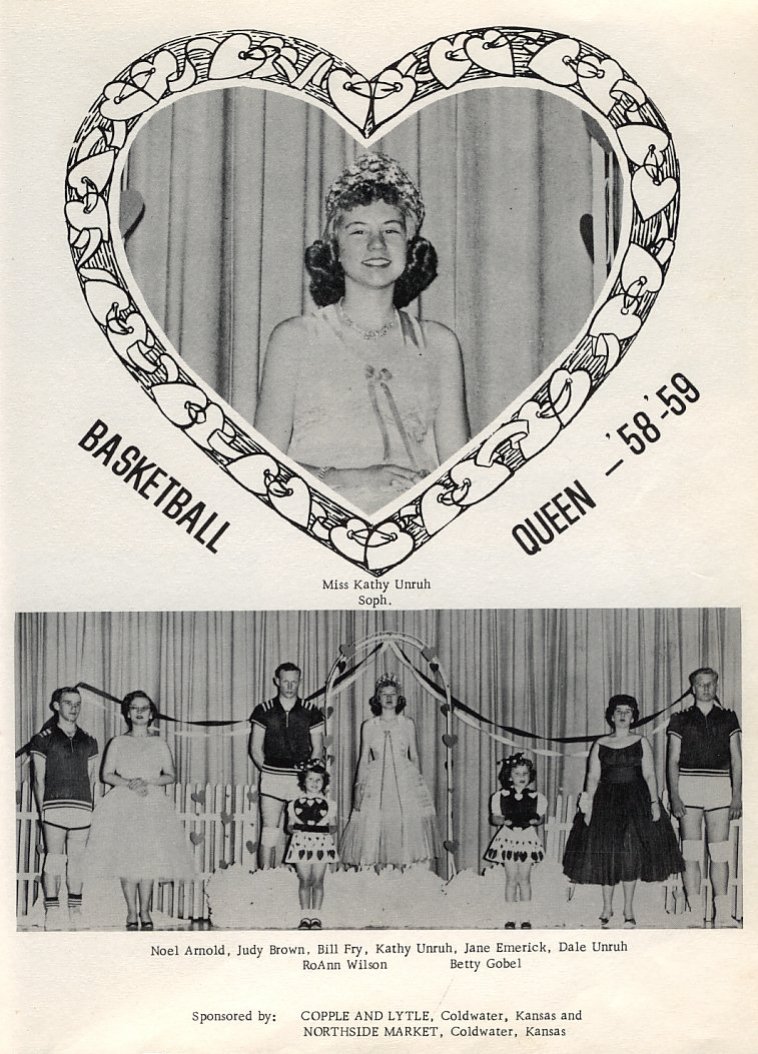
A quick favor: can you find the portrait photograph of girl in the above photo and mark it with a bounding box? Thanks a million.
[118,83,623,512]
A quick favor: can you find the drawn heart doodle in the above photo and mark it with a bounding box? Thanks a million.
[419,484,463,536]
[66,26,679,573]
[208,34,269,79]
[372,67,417,127]
[331,517,371,565]
[327,69,372,130]
[428,34,472,88]
[631,170,678,221]
[266,475,312,528]
[528,37,581,86]
[464,31,515,76]
[365,520,415,572]
[577,56,626,115]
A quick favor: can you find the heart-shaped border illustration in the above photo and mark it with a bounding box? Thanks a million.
[65,27,679,574]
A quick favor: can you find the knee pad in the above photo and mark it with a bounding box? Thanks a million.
[681,839,704,862]
[260,827,281,848]
[708,840,730,863]
[43,852,67,877]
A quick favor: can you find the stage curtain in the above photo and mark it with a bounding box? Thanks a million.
[122,84,622,437]
[16,609,740,874]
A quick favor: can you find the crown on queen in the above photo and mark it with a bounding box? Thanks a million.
[376,673,401,691]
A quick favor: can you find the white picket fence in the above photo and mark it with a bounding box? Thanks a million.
[16,783,741,924]
[16,780,259,921]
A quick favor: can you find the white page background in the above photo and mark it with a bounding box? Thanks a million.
[2,1,756,1050]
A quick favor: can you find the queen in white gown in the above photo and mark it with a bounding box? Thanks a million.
[340,674,440,868]
[254,153,469,514]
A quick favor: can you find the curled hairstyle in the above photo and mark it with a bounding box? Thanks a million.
[296,759,330,793]
[605,694,640,727]
[497,753,537,789]
[121,690,159,730]
[369,674,407,716]
[305,183,438,309]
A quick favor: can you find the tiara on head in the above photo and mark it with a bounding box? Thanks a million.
[324,153,425,236]
[375,672,401,691]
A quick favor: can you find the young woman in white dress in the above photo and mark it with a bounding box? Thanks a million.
[254,154,470,514]
[84,691,195,929]
[340,673,440,869]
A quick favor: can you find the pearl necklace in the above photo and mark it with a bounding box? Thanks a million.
[338,299,397,340]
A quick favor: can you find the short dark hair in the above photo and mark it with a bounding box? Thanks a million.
[121,690,159,729]
[689,667,718,686]
[50,686,80,712]
[605,694,640,727]
[275,662,301,680]
[296,761,330,793]
[497,754,537,789]
[305,183,438,309]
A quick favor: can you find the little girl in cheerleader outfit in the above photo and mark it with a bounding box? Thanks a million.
[484,753,547,929]
[285,761,338,930]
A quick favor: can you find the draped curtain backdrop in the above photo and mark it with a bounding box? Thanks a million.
[16,610,740,873]
[122,85,622,435]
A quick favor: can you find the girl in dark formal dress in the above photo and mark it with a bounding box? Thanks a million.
[563,695,683,928]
